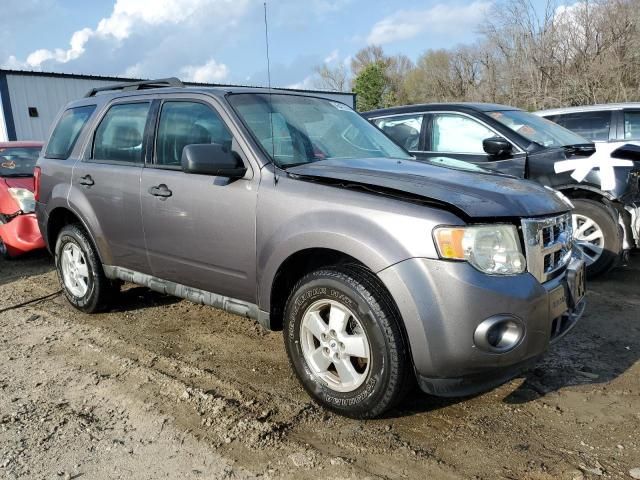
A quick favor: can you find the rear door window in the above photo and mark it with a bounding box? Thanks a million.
[45,105,96,159]
[623,111,640,140]
[374,114,423,151]
[155,101,233,167]
[546,111,611,141]
[92,103,150,164]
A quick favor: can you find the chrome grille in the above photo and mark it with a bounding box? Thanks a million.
[521,213,573,283]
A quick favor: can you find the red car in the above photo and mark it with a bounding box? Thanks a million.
[0,141,45,258]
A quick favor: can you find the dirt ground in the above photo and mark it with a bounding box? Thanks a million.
[0,252,639,480]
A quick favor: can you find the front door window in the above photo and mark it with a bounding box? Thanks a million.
[431,114,497,154]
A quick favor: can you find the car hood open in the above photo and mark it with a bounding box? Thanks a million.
[287,158,570,219]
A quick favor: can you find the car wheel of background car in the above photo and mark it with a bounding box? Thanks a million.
[0,216,11,260]
[283,266,411,419]
[571,198,620,278]
[0,236,10,259]
[55,224,117,313]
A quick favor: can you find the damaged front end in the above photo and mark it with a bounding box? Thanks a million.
[0,186,45,258]
[610,145,640,249]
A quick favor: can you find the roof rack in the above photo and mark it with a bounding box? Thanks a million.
[84,77,184,97]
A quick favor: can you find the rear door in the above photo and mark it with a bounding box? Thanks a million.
[140,96,257,302]
[420,112,527,177]
[71,100,151,273]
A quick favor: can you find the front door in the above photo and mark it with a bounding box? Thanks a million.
[140,98,257,302]
[71,100,151,273]
[419,112,527,178]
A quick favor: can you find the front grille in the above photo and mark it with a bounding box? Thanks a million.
[521,213,573,283]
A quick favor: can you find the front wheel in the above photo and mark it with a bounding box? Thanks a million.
[283,267,411,418]
[0,236,11,260]
[571,198,620,278]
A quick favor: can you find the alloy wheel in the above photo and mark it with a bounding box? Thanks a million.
[572,213,605,266]
[61,242,90,297]
[299,299,371,393]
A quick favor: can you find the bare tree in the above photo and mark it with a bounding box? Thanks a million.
[313,63,349,92]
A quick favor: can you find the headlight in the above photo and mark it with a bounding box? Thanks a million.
[8,188,36,213]
[434,225,526,275]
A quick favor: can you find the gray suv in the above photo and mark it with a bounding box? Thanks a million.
[35,78,586,418]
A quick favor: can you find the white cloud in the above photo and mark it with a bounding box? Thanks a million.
[6,0,250,76]
[287,75,315,90]
[324,49,339,64]
[180,58,229,82]
[366,1,492,45]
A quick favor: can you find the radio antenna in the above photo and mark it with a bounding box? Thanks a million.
[263,1,278,183]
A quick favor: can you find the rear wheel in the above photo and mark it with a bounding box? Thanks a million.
[283,266,411,418]
[571,198,620,278]
[55,224,117,313]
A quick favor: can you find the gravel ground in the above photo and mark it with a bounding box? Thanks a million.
[0,252,639,479]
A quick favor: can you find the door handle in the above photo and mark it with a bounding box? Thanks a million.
[79,174,94,187]
[148,184,172,198]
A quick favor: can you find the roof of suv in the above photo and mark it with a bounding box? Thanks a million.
[65,84,350,110]
[363,102,520,118]
[537,102,640,116]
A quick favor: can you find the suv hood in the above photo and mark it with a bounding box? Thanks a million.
[287,158,569,219]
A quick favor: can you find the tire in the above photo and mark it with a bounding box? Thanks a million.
[571,198,620,278]
[0,235,11,260]
[55,224,116,313]
[283,266,411,418]
[0,216,11,260]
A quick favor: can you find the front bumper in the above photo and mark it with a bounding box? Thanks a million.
[0,213,46,257]
[378,257,585,397]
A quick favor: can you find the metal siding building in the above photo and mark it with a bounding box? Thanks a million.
[0,69,355,142]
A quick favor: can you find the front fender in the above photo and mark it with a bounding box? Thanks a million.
[256,175,463,310]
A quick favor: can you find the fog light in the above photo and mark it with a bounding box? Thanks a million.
[474,315,524,353]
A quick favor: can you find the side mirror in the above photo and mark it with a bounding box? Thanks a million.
[611,143,640,161]
[483,136,513,157]
[181,143,247,178]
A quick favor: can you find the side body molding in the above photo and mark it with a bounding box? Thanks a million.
[103,265,268,326]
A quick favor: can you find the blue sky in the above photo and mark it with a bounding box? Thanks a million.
[1,0,553,89]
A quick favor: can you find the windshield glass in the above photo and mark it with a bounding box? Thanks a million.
[228,94,412,167]
[0,147,41,177]
[488,110,589,148]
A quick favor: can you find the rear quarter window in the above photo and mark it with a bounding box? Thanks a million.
[624,111,640,140]
[45,105,96,159]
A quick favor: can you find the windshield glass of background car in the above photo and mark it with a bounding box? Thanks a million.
[0,147,41,176]
[228,94,412,167]
[488,110,589,148]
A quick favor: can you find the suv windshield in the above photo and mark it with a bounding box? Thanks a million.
[488,110,589,148]
[0,147,41,177]
[228,93,412,167]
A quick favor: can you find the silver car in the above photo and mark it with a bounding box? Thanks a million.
[537,104,640,268]
[35,79,586,418]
